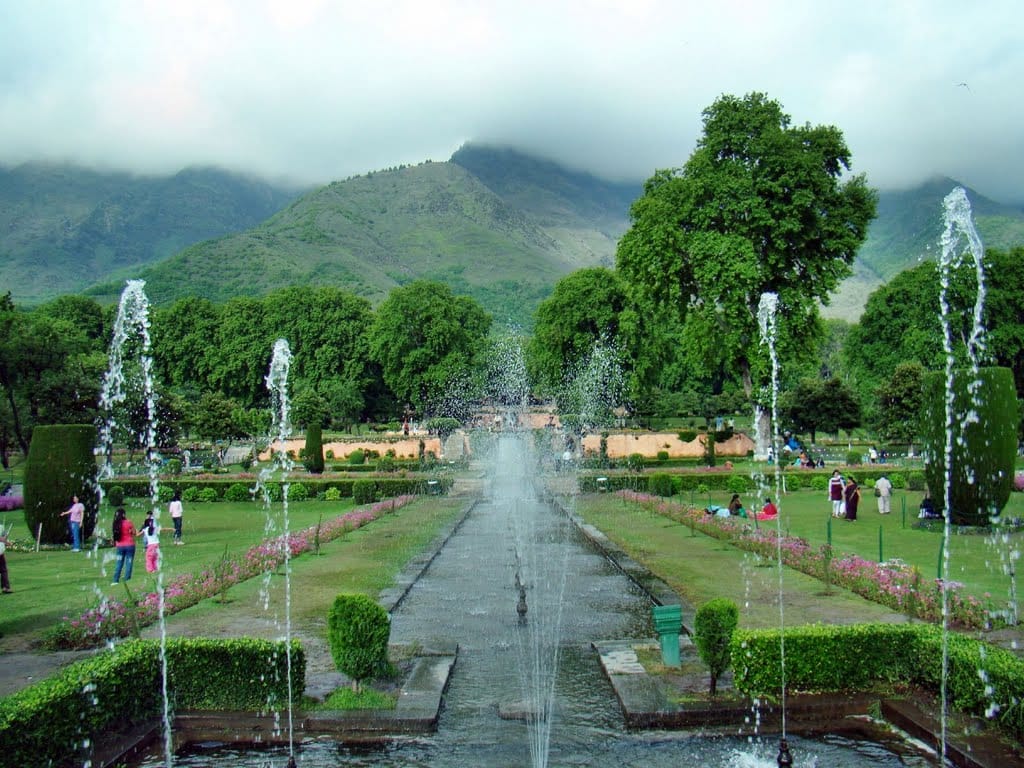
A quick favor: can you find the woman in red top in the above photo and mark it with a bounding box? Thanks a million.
[111,507,137,585]
[757,497,778,521]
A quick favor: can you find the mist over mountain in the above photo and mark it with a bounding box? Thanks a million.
[4,145,1022,326]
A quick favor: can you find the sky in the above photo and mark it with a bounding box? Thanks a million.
[2,1,1022,202]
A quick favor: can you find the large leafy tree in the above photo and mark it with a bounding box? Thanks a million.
[781,377,862,444]
[617,92,877,398]
[875,362,926,444]
[367,280,491,414]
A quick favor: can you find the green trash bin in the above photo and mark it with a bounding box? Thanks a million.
[652,603,682,667]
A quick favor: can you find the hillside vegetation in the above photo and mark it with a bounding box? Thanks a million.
[5,148,1022,325]
[0,163,300,303]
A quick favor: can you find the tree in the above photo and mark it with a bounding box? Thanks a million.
[327,594,391,691]
[23,424,98,544]
[367,281,491,413]
[875,362,926,444]
[782,377,861,444]
[191,391,242,448]
[693,598,739,697]
[617,92,877,399]
[302,422,325,474]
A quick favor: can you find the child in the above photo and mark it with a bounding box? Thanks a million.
[138,511,167,574]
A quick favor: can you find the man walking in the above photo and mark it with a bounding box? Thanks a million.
[874,474,893,515]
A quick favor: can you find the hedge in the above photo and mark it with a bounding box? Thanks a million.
[102,476,453,501]
[578,468,921,495]
[731,623,1024,743]
[0,637,303,768]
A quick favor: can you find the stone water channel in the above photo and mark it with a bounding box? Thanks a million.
[169,435,929,767]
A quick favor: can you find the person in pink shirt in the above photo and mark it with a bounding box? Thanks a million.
[60,495,86,551]
[110,507,137,584]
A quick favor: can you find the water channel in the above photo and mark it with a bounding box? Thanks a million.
[171,435,929,767]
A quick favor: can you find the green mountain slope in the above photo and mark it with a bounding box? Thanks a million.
[103,153,636,327]
[0,163,300,303]
[823,177,1024,320]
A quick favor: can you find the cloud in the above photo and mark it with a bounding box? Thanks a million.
[1,1,1022,201]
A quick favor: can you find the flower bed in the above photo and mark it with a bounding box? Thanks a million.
[45,496,415,650]
[616,490,996,630]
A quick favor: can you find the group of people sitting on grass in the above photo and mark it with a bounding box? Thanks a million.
[705,494,778,521]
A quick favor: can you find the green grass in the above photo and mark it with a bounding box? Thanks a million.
[312,686,396,710]
[582,488,1024,623]
[0,496,466,650]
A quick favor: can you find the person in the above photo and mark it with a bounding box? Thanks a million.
[138,511,166,573]
[828,470,845,517]
[758,497,778,521]
[874,474,893,514]
[844,476,861,521]
[727,494,746,517]
[111,507,137,585]
[919,493,940,519]
[60,495,86,551]
[0,524,12,593]
[868,446,879,464]
[169,490,184,545]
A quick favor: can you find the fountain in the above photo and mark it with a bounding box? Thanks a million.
[257,338,298,765]
[96,279,174,767]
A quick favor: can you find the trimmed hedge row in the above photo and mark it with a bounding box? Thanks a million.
[102,476,453,502]
[731,623,1024,743]
[579,468,924,494]
[0,637,303,768]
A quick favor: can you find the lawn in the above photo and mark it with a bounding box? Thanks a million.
[0,496,465,651]
[577,487,1024,628]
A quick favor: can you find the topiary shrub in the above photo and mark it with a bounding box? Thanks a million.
[303,423,325,474]
[224,483,251,502]
[348,449,366,466]
[656,450,670,462]
[889,472,906,490]
[106,485,125,507]
[182,486,203,503]
[809,475,828,492]
[726,475,748,494]
[289,482,309,501]
[198,487,219,503]
[377,455,396,473]
[625,453,645,472]
[23,424,99,544]
[694,598,739,696]
[678,429,698,443]
[327,594,391,691]
[648,473,675,498]
[922,367,1017,525]
[166,458,182,475]
[324,487,342,502]
[786,472,805,490]
[353,480,377,505]
[846,450,862,465]
[158,485,175,503]
[696,483,710,495]
[907,471,926,491]
[703,433,716,467]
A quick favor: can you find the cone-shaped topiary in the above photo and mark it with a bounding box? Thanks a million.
[922,367,1017,525]
[694,597,739,696]
[23,424,98,544]
[302,422,324,474]
[327,594,390,691]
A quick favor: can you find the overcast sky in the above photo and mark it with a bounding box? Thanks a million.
[2,1,1021,202]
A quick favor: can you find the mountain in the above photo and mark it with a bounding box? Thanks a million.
[821,177,1024,320]
[0,163,302,303]
[86,147,640,327]
[5,148,1022,326]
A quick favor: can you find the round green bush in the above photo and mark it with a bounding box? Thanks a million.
[808,475,828,492]
[656,450,670,462]
[198,487,219,503]
[262,482,283,502]
[348,449,366,466]
[907,471,926,491]
[106,485,125,507]
[289,482,309,501]
[696,483,710,494]
[678,429,698,443]
[327,594,391,688]
[158,485,175,503]
[648,473,675,498]
[376,455,396,473]
[353,480,376,505]
[725,475,748,494]
[888,472,906,490]
[787,473,805,490]
[166,458,182,475]
[224,483,251,502]
[694,597,739,696]
[324,487,342,502]
[846,451,863,465]
[23,424,99,544]
[625,453,645,472]
[182,486,202,503]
